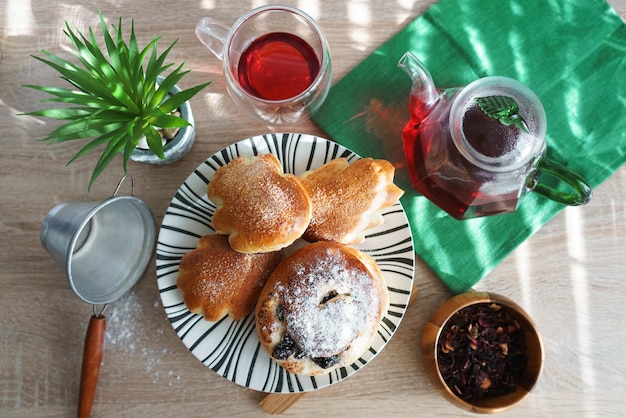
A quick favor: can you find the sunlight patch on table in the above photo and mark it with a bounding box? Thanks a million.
[347,0,372,49]
[565,206,595,387]
[394,0,423,25]
[297,0,321,20]
[202,91,231,119]
[5,0,36,37]
[514,240,533,308]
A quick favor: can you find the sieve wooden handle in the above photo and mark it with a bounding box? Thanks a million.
[77,315,106,418]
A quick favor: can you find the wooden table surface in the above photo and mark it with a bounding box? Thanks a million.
[2,0,626,417]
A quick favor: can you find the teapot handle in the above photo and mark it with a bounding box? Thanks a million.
[529,158,592,206]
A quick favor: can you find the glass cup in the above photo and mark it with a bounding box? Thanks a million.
[196,5,332,125]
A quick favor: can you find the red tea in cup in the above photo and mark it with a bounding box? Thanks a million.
[238,32,320,101]
[196,6,331,125]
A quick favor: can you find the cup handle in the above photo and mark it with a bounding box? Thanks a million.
[195,17,230,61]
[530,158,592,206]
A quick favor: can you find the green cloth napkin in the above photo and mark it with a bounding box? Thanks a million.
[313,0,626,293]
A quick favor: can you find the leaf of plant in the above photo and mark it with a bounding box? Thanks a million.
[106,82,140,113]
[65,23,116,85]
[100,13,122,75]
[31,54,121,105]
[68,128,126,164]
[21,85,113,110]
[64,25,102,78]
[83,108,136,122]
[128,22,146,94]
[143,126,165,159]
[150,113,190,129]
[122,120,143,170]
[79,32,134,109]
[159,81,211,113]
[104,20,137,104]
[42,119,125,143]
[22,106,97,120]
[89,132,127,190]
[144,39,175,86]
[35,49,83,76]
[84,26,117,81]
[135,41,167,106]
[150,66,186,106]
[128,19,140,65]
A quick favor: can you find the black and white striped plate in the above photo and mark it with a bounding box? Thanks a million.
[156,133,415,393]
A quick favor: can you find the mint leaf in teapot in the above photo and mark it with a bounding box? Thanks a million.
[475,96,529,133]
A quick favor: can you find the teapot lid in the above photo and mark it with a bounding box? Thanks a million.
[450,77,547,172]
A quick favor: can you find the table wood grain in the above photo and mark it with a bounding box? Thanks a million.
[1,1,625,417]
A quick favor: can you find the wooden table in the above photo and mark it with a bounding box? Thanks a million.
[2,1,625,416]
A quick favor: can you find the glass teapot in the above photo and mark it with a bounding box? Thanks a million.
[398,52,591,220]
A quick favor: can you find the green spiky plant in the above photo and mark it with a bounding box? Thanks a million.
[22,11,211,190]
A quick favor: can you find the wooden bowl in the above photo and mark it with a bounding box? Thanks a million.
[421,292,543,414]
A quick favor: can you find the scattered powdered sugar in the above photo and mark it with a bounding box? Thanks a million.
[102,291,179,384]
[104,291,142,352]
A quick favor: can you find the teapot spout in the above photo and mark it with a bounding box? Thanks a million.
[398,52,438,109]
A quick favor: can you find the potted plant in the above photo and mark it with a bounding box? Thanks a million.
[22,10,211,190]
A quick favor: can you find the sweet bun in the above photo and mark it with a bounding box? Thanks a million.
[207,154,312,253]
[255,241,389,376]
[177,234,283,322]
[299,158,404,245]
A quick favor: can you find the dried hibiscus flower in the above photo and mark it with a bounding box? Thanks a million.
[437,303,527,401]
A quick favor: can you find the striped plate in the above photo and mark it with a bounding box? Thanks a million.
[156,133,415,393]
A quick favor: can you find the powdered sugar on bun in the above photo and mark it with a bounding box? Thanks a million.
[299,158,404,245]
[207,154,312,253]
[255,241,389,376]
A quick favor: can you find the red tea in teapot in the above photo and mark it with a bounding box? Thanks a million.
[399,52,590,219]
[402,94,532,219]
[462,100,522,158]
